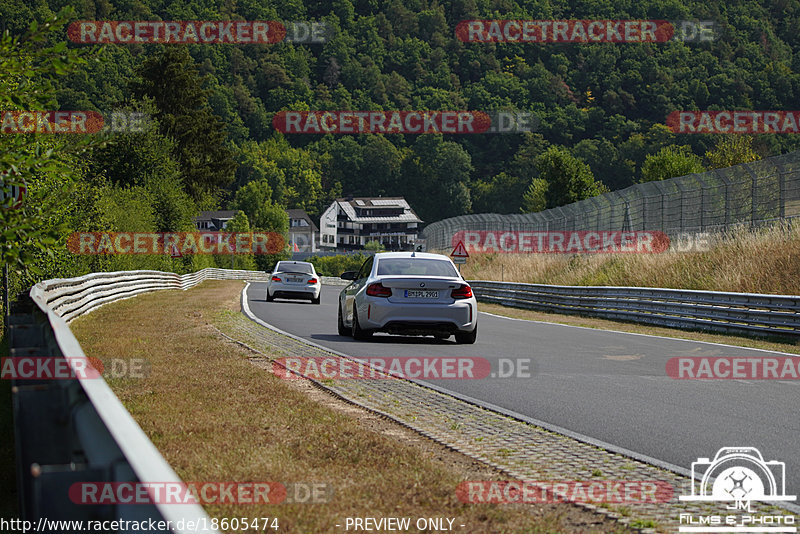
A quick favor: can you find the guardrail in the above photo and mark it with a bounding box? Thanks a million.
[10,268,270,532]
[469,280,800,338]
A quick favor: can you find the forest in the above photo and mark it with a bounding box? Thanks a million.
[2,0,800,292]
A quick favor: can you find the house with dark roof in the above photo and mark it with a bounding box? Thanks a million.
[287,208,319,252]
[319,197,422,251]
[193,210,238,231]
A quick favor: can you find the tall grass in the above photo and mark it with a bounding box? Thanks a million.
[457,224,800,295]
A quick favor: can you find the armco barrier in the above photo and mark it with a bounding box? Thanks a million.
[10,268,269,532]
[469,280,800,338]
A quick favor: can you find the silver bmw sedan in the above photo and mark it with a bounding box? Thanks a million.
[337,252,478,343]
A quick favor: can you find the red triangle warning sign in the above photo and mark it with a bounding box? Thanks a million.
[451,240,469,258]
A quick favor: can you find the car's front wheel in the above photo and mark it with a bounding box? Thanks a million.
[337,304,350,336]
[351,307,372,340]
[455,325,477,344]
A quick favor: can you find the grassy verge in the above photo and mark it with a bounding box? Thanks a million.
[70,280,628,533]
[459,224,800,295]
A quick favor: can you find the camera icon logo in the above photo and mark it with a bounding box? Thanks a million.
[680,447,796,503]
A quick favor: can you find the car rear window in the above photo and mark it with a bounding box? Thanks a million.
[276,262,314,274]
[376,258,457,277]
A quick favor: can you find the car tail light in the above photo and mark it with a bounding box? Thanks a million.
[366,282,392,297]
[271,276,281,282]
[451,284,473,299]
[307,278,318,284]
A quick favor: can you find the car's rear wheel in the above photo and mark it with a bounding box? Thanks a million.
[337,305,350,336]
[266,290,274,302]
[312,294,321,304]
[455,325,477,344]
[351,307,372,340]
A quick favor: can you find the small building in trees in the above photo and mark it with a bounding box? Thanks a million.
[193,210,238,231]
[319,197,422,251]
[287,209,319,253]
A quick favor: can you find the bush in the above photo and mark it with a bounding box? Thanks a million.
[308,253,369,276]
[364,240,385,252]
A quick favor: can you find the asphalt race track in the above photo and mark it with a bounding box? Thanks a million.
[246,283,800,497]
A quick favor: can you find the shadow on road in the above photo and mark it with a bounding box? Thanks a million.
[310,333,456,345]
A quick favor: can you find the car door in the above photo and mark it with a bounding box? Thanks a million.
[345,256,373,323]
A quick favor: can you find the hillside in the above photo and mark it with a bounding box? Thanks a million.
[3,0,800,227]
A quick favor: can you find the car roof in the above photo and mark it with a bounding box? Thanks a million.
[373,252,452,261]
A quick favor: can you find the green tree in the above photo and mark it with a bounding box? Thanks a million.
[705,136,761,170]
[521,179,548,213]
[222,210,257,271]
[230,178,290,270]
[640,146,705,183]
[535,147,608,208]
[132,47,237,206]
[471,172,527,214]
[403,135,473,221]
[0,8,103,277]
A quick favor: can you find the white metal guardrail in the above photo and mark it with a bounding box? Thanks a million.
[10,268,270,533]
[469,280,800,338]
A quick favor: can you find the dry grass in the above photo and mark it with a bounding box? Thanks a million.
[69,281,629,534]
[457,224,800,295]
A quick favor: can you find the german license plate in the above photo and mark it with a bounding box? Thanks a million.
[287,276,303,283]
[404,289,438,298]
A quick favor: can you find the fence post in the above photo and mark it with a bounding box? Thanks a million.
[623,201,632,232]
[694,174,707,231]
[778,164,786,220]
[713,169,732,227]
[742,163,759,227]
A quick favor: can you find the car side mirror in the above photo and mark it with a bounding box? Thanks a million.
[340,271,358,280]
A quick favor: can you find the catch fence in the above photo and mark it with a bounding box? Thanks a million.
[423,151,800,251]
